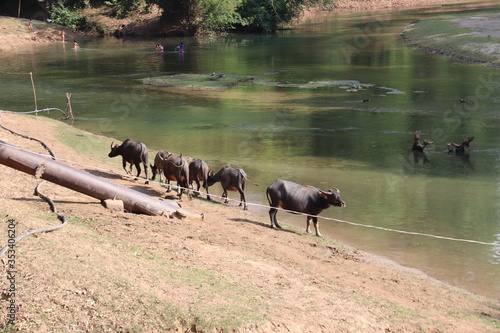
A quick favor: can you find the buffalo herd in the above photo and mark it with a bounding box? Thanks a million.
[108,138,346,236]
[109,132,475,237]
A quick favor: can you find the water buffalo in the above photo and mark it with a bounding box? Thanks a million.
[266,179,346,237]
[447,135,476,154]
[150,150,172,182]
[108,139,149,184]
[158,153,189,198]
[206,165,256,210]
[412,130,433,166]
[412,130,433,152]
[189,158,211,200]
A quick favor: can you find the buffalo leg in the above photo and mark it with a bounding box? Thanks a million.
[176,171,183,199]
[150,165,157,181]
[222,189,228,203]
[269,208,282,229]
[238,189,247,210]
[309,216,322,237]
[194,180,201,196]
[306,216,312,234]
[123,159,131,175]
[204,181,211,200]
[163,172,171,192]
[306,216,322,236]
[133,162,141,178]
[143,163,149,184]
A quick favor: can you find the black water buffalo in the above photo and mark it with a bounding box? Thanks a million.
[206,165,255,210]
[266,179,346,237]
[108,139,149,184]
[159,153,190,198]
[412,130,433,152]
[412,130,433,166]
[150,150,172,182]
[447,135,476,154]
[189,158,211,200]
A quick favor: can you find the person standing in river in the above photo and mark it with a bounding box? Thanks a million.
[175,41,185,53]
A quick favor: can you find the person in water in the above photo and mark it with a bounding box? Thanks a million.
[175,41,185,53]
[73,40,79,49]
[155,43,164,51]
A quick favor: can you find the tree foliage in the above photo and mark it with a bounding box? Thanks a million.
[49,2,86,31]
[150,0,334,33]
[11,0,334,34]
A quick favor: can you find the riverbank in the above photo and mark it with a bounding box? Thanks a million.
[1,0,464,51]
[0,16,84,52]
[402,12,500,66]
[0,113,499,332]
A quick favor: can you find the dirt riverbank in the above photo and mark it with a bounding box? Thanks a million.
[0,112,499,332]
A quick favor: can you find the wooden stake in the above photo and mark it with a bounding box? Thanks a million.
[29,72,38,113]
[65,93,74,120]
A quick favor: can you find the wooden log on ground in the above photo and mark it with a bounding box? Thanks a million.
[0,141,202,219]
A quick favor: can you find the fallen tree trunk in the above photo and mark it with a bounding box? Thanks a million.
[0,141,202,219]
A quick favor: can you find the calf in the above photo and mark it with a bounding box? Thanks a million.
[266,179,346,237]
[189,158,211,200]
[206,165,255,210]
[108,139,149,184]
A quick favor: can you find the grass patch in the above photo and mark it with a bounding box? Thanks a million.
[141,73,255,90]
[54,124,114,161]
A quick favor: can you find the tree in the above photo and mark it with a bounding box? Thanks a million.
[236,0,333,32]
[149,0,333,34]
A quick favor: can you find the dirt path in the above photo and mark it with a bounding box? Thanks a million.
[0,113,498,332]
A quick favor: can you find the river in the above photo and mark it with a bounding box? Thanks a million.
[0,1,499,300]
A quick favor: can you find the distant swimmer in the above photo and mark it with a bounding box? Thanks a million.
[73,39,79,49]
[155,43,164,51]
[175,41,185,53]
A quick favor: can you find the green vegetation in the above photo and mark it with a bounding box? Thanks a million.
[49,2,87,31]
[402,13,500,65]
[5,0,333,34]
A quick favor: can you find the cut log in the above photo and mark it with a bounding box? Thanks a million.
[0,141,202,218]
